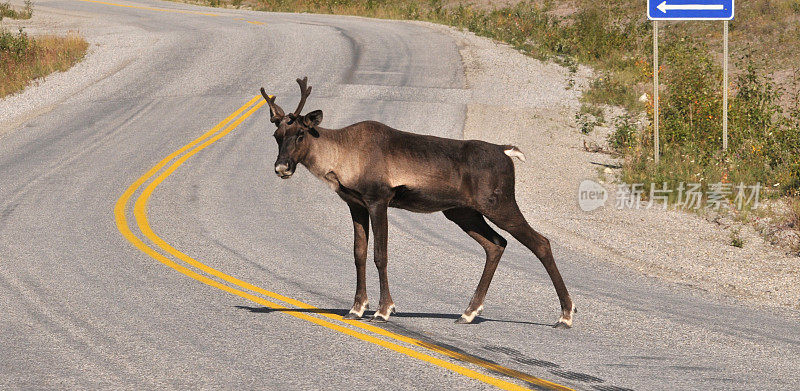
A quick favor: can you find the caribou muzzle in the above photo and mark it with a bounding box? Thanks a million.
[274,162,294,178]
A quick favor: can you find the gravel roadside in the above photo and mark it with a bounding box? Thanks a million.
[418,21,800,313]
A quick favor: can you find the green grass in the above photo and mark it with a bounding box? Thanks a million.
[730,228,745,248]
[575,104,605,134]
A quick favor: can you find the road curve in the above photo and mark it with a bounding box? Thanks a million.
[1,1,799,390]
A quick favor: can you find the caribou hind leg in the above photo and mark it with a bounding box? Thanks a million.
[483,200,576,328]
[443,208,507,324]
[343,202,370,320]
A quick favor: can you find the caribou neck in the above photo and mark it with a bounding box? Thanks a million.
[301,127,344,180]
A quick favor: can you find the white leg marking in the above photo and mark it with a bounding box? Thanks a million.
[459,311,478,323]
[556,302,576,328]
[372,304,395,320]
[348,300,369,317]
[459,303,485,323]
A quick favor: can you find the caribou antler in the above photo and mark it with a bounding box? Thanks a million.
[260,87,285,124]
[291,77,312,118]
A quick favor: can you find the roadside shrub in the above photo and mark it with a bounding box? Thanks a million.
[1,29,88,98]
[609,113,638,150]
[0,28,30,60]
[730,229,745,248]
[660,37,722,147]
[575,104,604,134]
[0,0,33,19]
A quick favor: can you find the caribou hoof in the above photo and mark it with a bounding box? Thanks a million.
[370,304,395,322]
[344,301,368,320]
[553,303,576,329]
[455,316,473,324]
[343,312,362,320]
[455,304,483,324]
[370,313,390,323]
[553,320,572,329]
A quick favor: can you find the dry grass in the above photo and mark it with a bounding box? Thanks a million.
[0,0,33,20]
[0,30,89,98]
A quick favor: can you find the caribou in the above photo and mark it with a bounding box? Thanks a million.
[261,77,575,328]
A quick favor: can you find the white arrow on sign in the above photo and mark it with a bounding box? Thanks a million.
[657,1,724,13]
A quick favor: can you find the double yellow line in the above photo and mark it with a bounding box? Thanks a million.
[79,0,220,16]
[78,0,268,25]
[114,97,573,390]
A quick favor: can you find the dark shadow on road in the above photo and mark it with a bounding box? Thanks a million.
[234,305,552,326]
[392,311,552,327]
[235,305,350,316]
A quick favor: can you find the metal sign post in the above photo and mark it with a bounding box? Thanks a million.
[653,21,660,164]
[647,0,735,161]
[723,20,728,151]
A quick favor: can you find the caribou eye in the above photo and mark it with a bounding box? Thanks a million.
[297,130,305,142]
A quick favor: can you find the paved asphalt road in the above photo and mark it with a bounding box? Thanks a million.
[1,1,799,390]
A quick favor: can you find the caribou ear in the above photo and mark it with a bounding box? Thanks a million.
[303,110,323,137]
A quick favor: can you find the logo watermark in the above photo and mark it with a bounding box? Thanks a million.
[578,180,608,212]
[578,180,762,212]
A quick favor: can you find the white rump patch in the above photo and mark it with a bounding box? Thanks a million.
[504,147,526,162]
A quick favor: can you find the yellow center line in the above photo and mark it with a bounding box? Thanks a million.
[78,0,269,26]
[78,0,221,16]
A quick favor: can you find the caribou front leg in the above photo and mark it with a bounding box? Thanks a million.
[343,202,370,320]
[368,200,395,322]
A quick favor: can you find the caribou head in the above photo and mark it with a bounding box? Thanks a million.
[260,77,322,179]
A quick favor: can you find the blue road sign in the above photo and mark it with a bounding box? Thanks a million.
[648,0,734,20]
